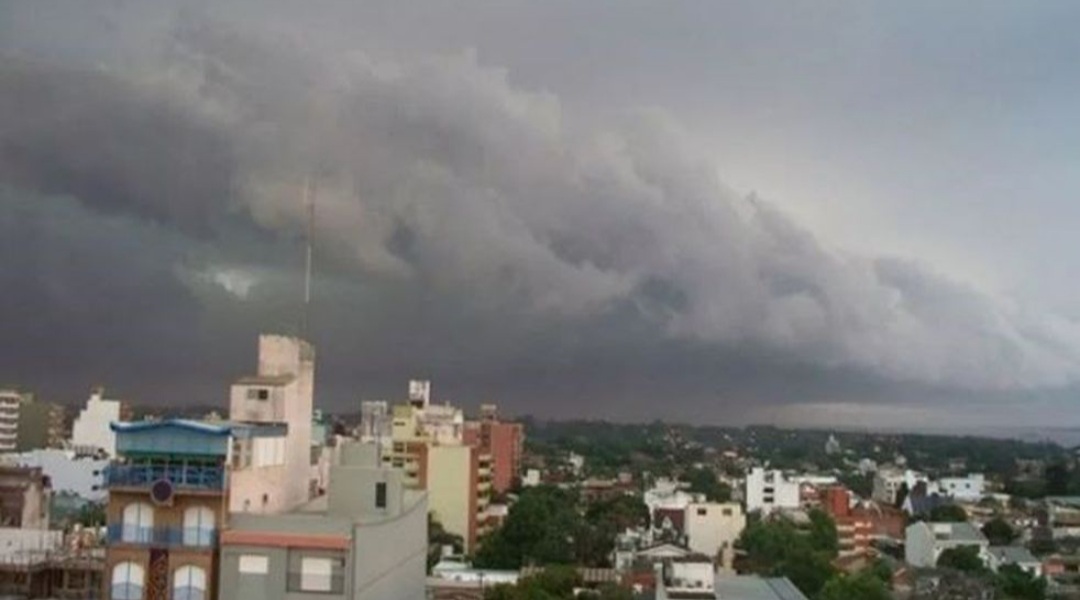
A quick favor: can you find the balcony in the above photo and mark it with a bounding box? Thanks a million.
[106,524,218,548]
[104,464,225,491]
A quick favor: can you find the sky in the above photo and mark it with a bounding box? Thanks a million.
[1,0,1079,429]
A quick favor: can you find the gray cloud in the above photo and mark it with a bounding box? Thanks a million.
[2,3,1079,424]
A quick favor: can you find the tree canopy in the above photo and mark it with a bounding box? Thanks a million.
[818,571,891,600]
[737,512,838,597]
[936,546,985,573]
[981,517,1016,546]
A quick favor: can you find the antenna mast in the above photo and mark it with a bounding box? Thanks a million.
[302,175,315,339]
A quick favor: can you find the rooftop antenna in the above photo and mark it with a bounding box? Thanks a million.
[301,175,316,339]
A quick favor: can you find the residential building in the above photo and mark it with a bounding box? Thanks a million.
[1045,496,1080,539]
[684,502,745,566]
[986,546,1042,577]
[17,394,67,452]
[8,448,109,501]
[938,474,986,502]
[218,441,427,600]
[821,487,873,557]
[655,555,808,600]
[464,404,523,494]
[228,335,316,513]
[104,418,287,600]
[0,465,51,529]
[357,400,390,446]
[383,381,492,553]
[904,521,989,568]
[0,388,25,452]
[745,468,800,515]
[872,469,932,505]
[71,387,124,457]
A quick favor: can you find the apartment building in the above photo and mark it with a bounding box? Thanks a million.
[0,465,51,529]
[218,442,427,600]
[228,335,316,513]
[382,381,492,553]
[905,521,989,568]
[684,502,745,566]
[464,404,523,495]
[820,487,872,557]
[0,389,24,451]
[71,387,124,457]
[745,468,800,514]
[104,418,288,600]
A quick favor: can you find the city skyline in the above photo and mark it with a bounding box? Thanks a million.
[2,1,1080,429]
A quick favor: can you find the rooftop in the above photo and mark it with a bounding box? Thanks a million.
[925,522,987,544]
[988,546,1040,565]
[713,576,809,600]
[234,374,296,386]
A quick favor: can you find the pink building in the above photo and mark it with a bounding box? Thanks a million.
[464,404,523,495]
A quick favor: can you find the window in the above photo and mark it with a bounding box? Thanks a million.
[722,508,733,516]
[697,508,707,516]
[110,562,144,600]
[120,502,154,543]
[246,388,270,401]
[182,506,215,547]
[375,482,387,508]
[288,551,345,594]
[239,555,269,574]
[173,565,207,600]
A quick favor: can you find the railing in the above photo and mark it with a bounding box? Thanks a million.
[106,524,217,548]
[103,464,225,490]
[286,572,346,594]
[109,583,143,600]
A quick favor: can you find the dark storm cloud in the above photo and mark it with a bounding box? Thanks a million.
[2,3,1080,423]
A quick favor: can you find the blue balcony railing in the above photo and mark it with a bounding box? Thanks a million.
[106,524,218,547]
[103,464,224,491]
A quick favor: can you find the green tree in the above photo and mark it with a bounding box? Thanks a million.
[928,504,968,523]
[427,513,464,572]
[684,467,732,502]
[1045,461,1070,496]
[737,516,837,597]
[936,546,985,573]
[807,509,839,557]
[75,502,105,528]
[818,571,891,600]
[474,486,581,569]
[994,564,1047,600]
[894,482,909,509]
[981,517,1016,546]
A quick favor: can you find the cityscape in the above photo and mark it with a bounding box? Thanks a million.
[4,2,1080,600]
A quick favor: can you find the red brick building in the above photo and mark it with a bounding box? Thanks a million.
[464,405,523,495]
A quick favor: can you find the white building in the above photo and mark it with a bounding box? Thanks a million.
[684,502,745,566]
[6,449,109,501]
[939,474,986,501]
[0,389,23,452]
[70,387,122,457]
[987,546,1042,577]
[656,556,716,600]
[872,469,934,505]
[745,468,800,514]
[644,479,701,515]
[358,400,391,445]
[905,521,989,568]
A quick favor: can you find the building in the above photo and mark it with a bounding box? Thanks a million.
[104,418,287,600]
[71,387,124,457]
[228,335,316,513]
[0,389,25,452]
[383,381,492,553]
[938,474,986,502]
[904,521,989,568]
[986,546,1042,577]
[655,555,808,600]
[0,465,51,529]
[463,404,523,495]
[684,502,745,566]
[7,449,109,501]
[820,487,873,557]
[218,441,427,600]
[17,394,67,452]
[872,469,932,505]
[357,400,391,446]
[745,468,800,515]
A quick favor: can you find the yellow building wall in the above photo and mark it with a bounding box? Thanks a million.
[426,445,473,553]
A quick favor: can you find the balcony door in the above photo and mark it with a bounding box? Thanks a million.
[182,506,215,546]
[173,565,207,600]
[110,562,144,600]
[121,502,154,543]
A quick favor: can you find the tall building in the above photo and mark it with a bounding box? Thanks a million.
[104,418,288,600]
[218,442,427,600]
[383,381,492,553]
[16,394,67,452]
[464,404,523,495]
[358,400,390,445]
[0,389,25,452]
[228,335,316,513]
[745,468,800,515]
[71,386,123,457]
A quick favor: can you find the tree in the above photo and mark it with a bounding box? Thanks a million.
[818,572,891,600]
[427,513,464,572]
[737,516,837,597]
[807,510,839,558]
[894,482,909,509]
[75,502,105,528]
[928,503,968,523]
[936,546,986,573]
[1045,461,1069,496]
[483,566,581,600]
[981,517,1016,546]
[474,486,581,569]
[684,467,732,502]
[994,564,1047,600]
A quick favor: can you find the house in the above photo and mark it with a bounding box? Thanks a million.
[684,502,745,565]
[986,546,1042,577]
[904,521,989,568]
[938,474,986,502]
[654,554,809,600]
[745,469,800,515]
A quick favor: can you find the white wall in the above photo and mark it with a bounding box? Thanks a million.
[10,449,107,501]
[939,474,985,501]
[70,390,121,457]
[745,468,799,514]
[685,503,746,561]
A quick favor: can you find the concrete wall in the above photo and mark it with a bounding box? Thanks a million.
[71,391,120,456]
[427,445,473,552]
[745,468,799,514]
[351,492,427,600]
[685,502,746,561]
